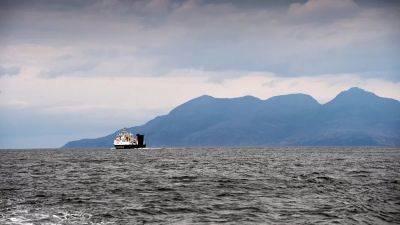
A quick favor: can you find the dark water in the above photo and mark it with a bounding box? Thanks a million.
[0,148,399,224]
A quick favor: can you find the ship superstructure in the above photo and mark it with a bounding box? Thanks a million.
[113,128,146,149]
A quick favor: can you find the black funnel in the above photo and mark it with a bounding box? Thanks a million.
[136,134,145,147]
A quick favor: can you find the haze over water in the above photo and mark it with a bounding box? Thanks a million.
[0,147,399,224]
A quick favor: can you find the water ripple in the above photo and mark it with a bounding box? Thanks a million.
[0,147,399,224]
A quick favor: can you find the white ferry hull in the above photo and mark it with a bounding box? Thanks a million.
[114,144,146,149]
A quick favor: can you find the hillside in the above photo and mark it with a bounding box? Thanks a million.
[63,87,400,148]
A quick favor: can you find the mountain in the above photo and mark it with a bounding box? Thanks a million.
[63,87,400,148]
[302,87,400,146]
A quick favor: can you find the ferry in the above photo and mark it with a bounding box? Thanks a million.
[113,128,146,149]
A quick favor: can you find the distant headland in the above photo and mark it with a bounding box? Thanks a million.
[63,87,400,148]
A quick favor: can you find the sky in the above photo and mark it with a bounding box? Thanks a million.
[0,0,399,148]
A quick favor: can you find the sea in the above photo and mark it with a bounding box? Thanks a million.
[0,147,399,225]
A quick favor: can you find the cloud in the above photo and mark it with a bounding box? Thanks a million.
[0,0,399,80]
[42,56,98,77]
[0,65,20,76]
[288,0,359,23]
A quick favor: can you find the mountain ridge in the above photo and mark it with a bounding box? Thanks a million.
[63,87,400,148]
